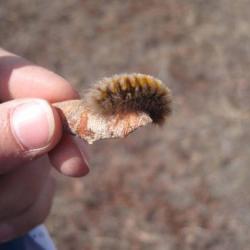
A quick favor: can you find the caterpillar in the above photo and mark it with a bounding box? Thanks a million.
[85,73,172,124]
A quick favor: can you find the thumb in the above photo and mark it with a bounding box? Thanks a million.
[0,98,62,174]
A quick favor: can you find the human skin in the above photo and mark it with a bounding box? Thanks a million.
[0,48,90,242]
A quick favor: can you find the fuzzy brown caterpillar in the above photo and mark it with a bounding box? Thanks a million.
[85,73,172,124]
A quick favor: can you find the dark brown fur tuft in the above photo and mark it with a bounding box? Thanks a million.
[85,73,172,124]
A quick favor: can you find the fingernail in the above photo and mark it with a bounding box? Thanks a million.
[0,224,14,243]
[79,145,90,174]
[11,100,55,151]
[82,153,90,171]
[77,140,90,170]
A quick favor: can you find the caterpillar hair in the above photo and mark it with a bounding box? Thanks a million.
[85,73,172,124]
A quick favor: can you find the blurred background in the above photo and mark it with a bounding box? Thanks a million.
[1,0,250,249]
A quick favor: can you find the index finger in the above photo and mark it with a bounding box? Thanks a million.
[0,48,79,102]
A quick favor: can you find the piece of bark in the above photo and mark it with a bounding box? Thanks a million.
[53,100,152,144]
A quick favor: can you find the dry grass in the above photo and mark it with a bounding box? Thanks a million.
[1,0,250,249]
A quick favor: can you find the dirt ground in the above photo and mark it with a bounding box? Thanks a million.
[1,0,250,249]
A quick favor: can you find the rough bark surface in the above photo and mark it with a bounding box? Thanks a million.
[54,100,152,144]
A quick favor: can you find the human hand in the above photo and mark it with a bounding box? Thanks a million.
[0,48,89,242]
